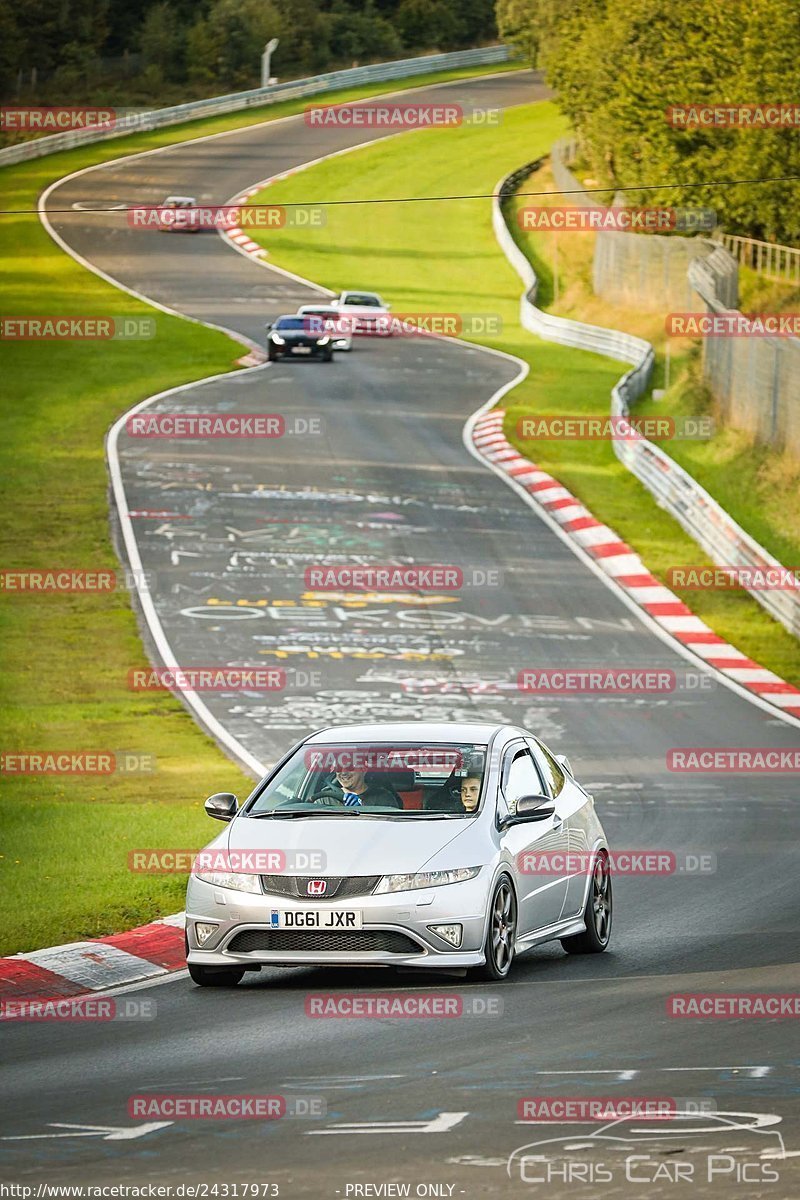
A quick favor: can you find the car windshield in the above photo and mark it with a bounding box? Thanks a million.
[274,317,306,330]
[247,742,488,818]
[344,294,381,307]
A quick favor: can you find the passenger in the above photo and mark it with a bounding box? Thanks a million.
[459,774,482,813]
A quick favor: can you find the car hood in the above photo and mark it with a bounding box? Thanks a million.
[220,814,480,876]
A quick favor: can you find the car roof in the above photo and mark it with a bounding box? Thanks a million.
[297,304,336,312]
[305,722,519,744]
[164,195,195,204]
[340,290,381,299]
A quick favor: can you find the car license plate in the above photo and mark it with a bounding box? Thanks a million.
[293,346,312,354]
[271,909,362,929]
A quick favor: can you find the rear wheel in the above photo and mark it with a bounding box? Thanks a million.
[476,875,517,980]
[561,850,612,954]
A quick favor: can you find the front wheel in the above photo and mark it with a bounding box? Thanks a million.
[475,875,517,980]
[188,962,246,987]
[561,850,612,954]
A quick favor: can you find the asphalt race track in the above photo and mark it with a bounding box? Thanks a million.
[3,70,799,1197]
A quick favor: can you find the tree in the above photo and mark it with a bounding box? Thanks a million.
[139,3,185,82]
[396,0,465,50]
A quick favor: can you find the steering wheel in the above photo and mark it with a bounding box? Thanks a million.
[309,792,346,807]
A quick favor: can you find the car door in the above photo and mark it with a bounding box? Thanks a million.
[498,742,570,934]
[529,737,593,920]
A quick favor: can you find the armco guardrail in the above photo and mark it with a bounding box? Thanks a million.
[494,161,800,640]
[0,45,513,167]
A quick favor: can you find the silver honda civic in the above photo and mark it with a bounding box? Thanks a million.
[184,722,612,986]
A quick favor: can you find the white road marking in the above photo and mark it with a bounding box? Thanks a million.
[1,1122,172,1142]
[307,1112,469,1135]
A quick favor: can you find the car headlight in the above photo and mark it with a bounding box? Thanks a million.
[194,871,262,894]
[318,336,330,345]
[270,334,285,345]
[374,867,481,894]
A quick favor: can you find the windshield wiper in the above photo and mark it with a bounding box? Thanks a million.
[269,807,362,818]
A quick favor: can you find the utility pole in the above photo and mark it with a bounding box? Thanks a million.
[261,39,279,88]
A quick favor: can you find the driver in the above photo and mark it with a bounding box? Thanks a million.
[459,774,481,813]
[316,767,401,809]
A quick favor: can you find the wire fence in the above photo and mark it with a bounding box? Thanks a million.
[551,140,725,309]
[689,251,800,459]
[551,138,799,460]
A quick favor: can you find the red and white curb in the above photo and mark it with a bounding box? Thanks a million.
[221,184,270,263]
[0,914,185,1007]
[471,409,800,721]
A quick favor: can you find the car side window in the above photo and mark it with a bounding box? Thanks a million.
[502,748,545,814]
[530,739,566,797]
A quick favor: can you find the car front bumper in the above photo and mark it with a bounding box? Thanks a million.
[185,875,489,970]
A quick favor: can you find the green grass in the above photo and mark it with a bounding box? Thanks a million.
[0,62,525,957]
[245,103,800,686]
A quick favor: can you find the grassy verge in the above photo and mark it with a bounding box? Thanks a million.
[0,62,524,957]
[245,106,800,685]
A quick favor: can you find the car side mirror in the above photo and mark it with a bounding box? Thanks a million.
[514,794,556,821]
[265,322,273,330]
[204,792,238,821]
[555,754,573,775]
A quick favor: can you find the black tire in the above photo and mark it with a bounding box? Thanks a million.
[188,962,246,987]
[267,350,280,362]
[320,348,334,362]
[475,875,517,980]
[561,850,612,954]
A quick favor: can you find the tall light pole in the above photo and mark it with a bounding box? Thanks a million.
[261,38,279,88]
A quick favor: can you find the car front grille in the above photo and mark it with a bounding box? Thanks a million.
[227,928,420,955]
[260,875,381,900]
